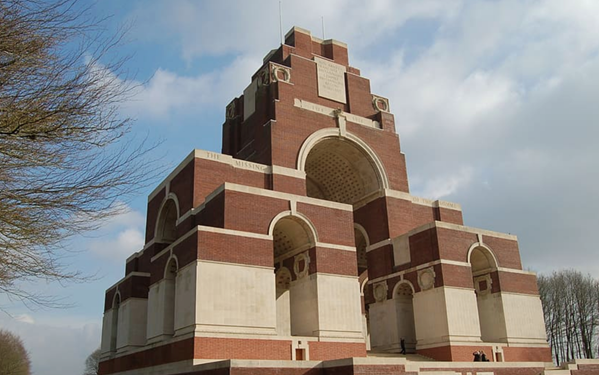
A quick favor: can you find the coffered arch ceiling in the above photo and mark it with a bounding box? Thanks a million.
[273,216,315,259]
[305,138,383,205]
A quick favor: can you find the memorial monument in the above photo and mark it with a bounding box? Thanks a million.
[97,27,595,375]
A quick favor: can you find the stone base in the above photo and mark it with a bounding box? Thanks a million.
[100,356,599,375]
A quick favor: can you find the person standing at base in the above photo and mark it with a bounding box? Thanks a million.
[400,337,406,354]
[473,350,481,361]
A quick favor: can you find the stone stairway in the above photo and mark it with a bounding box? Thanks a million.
[367,351,435,362]
[543,361,579,375]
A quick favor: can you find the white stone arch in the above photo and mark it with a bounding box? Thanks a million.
[360,276,369,296]
[392,279,417,353]
[354,223,370,274]
[296,128,390,190]
[392,279,416,298]
[154,193,181,243]
[354,223,370,248]
[467,242,504,343]
[110,290,122,352]
[112,290,122,308]
[163,254,179,336]
[467,242,499,275]
[267,210,319,244]
[163,254,179,279]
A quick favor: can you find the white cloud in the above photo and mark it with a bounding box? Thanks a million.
[413,167,474,201]
[118,54,261,123]
[86,203,145,263]
[15,314,35,324]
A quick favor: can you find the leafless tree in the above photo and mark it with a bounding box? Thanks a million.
[538,270,599,365]
[0,329,30,375]
[0,0,158,309]
[83,347,101,375]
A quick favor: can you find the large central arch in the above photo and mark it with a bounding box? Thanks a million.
[298,130,389,205]
[297,130,388,348]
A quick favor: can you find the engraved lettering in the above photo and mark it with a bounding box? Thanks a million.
[205,152,220,160]
[315,57,347,104]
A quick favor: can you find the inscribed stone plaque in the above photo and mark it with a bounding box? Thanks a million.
[243,79,258,120]
[315,56,347,104]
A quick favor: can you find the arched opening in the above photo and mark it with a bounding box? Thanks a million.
[163,257,178,336]
[360,276,371,349]
[304,138,384,205]
[354,226,368,275]
[110,292,121,352]
[469,246,500,342]
[394,282,416,354]
[272,215,316,337]
[156,199,178,244]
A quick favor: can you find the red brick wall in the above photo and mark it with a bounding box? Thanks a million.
[194,337,292,360]
[146,188,165,242]
[197,230,272,268]
[312,246,358,276]
[502,346,552,362]
[170,161,195,213]
[346,73,375,119]
[193,158,268,208]
[410,203,437,231]
[367,244,394,280]
[223,190,288,234]
[436,227,477,263]
[346,122,408,192]
[482,235,523,270]
[298,202,354,247]
[497,271,540,295]
[439,263,473,289]
[418,344,495,362]
[308,341,366,361]
[437,207,464,225]
[98,337,194,375]
[354,198,389,244]
[418,344,551,363]
[195,190,225,228]
[409,227,440,266]
[111,275,149,307]
[272,173,306,195]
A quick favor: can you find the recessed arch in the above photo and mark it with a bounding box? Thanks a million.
[110,291,121,352]
[297,129,389,205]
[271,213,318,337]
[392,280,416,354]
[467,243,498,275]
[468,242,504,343]
[354,224,369,275]
[268,211,318,250]
[163,255,179,279]
[163,255,179,336]
[112,290,122,308]
[392,280,416,298]
[155,194,180,244]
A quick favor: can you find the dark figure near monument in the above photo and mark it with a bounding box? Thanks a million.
[481,350,489,362]
[473,351,481,362]
[400,338,406,354]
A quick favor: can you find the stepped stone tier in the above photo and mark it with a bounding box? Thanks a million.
[97,26,589,375]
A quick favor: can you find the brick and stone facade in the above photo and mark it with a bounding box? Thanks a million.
[97,27,574,375]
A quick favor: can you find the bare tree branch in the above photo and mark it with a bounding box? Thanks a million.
[0,0,161,309]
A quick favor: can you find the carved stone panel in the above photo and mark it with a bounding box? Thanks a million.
[293,253,310,280]
[418,267,436,291]
[314,56,347,104]
[373,281,388,303]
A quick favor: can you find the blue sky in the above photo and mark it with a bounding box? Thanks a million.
[2,1,599,374]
